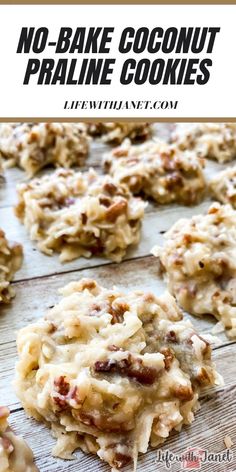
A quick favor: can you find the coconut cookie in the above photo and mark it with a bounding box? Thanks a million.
[0,123,89,176]
[0,230,23,304]
[104,139,206,205]
[0,406,38,472]
[15,278,221,471]
[15,168,145,263]
[87,122,151,144]
[0,156,4,181]
[172,123,236,163]
[152,203,236,337]
[210,165,236,208]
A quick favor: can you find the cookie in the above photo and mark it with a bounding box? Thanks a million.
[153,203,236,336]
[87,122,151,144]
[0,123,89,176]
[104,139,206,204]
[210,165,236,207]
[15,168,145,262]
[0,406,38,471]
[0,229,22,304]
[15,278,221,471]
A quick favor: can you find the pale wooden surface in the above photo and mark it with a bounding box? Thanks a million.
[0,124,235,472]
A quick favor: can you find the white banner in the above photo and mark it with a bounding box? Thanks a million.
[0,4,235,118]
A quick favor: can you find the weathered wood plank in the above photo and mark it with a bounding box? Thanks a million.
[7,343,236,472]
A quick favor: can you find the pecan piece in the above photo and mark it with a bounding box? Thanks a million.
[94,355,159,385]
[108,344,123,352]
[113,148,129,158]
[90,303,103,316]
[165,173,183,190]
[109,302,129,324]
[53,378,79,410]
[195,367,212,386]
[94,359,116,372]
[113,452,132,469]
[99,196,111,207]
[53,396,68,410]
[54,376,70,396]
[183,233,193,244]
[89,239,104,255]
[127,360,158,385]
[165,330,178,343]
[208,205,219,214]
[105,200,128,223]
[81,212,87,224]
[48,322,57,333]
[103,182,118,196]
[28,131,39,143]
[160,347,174,371]
[80,279,97,291]
[172,384,194,401]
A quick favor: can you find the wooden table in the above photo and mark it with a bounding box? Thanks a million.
[0,124,235,472]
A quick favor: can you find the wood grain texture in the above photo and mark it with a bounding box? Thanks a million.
[0,123,235,472]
